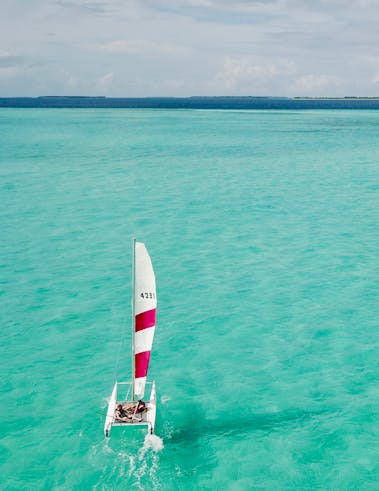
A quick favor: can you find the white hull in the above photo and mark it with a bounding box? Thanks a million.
[146,381,156,434]
[104,382,117,437]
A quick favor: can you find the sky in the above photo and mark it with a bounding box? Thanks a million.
[1,0,379,97]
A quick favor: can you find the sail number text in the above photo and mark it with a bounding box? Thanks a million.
[140,292,156,299]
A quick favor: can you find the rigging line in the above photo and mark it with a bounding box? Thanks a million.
[113,317,127,382]
[114,240,135,383]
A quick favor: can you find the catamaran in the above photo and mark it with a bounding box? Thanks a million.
[104,240,157,437]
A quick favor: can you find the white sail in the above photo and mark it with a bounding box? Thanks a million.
[133,242,157,398]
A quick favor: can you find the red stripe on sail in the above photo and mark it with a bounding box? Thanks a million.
[135,351,151,378]
[135,308,156,332]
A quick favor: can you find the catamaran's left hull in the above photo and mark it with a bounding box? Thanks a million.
[104,382,117,437]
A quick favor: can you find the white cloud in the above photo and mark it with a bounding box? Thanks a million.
[216,55,297,92]
[95,39,187,56]
[0,67,19,78]
[292,74,341,93]
[352,0,379,5]
[96,71,114,92]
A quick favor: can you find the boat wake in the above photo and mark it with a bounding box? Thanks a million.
[130,434,164,489]
[91,433,164,490]
[141,433,164,455]
[161,395,171,405]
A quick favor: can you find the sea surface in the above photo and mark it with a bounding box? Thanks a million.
[0,108,378,490]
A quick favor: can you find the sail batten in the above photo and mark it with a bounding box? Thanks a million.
[133,242,157,399]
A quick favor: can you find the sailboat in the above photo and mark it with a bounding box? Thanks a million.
[104,240,157,437]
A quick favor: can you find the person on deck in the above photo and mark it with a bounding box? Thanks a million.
[136,400,147,413]
[114,404,131,422]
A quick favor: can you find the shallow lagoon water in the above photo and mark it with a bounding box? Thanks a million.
[1,108,378,489]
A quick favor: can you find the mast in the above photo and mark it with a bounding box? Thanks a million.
[132,238,136,401]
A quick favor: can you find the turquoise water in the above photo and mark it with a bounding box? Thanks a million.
[1,108,378,490]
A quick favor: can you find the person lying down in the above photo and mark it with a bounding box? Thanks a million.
[114,400,147,422]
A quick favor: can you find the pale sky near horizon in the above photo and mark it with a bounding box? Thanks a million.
[1,0,379,97]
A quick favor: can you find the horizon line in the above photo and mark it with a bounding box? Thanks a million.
[1,95,379,100]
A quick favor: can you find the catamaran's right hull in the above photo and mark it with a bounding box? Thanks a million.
[146,381,156,434]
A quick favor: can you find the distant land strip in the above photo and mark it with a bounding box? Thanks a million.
[1,96,379,109]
